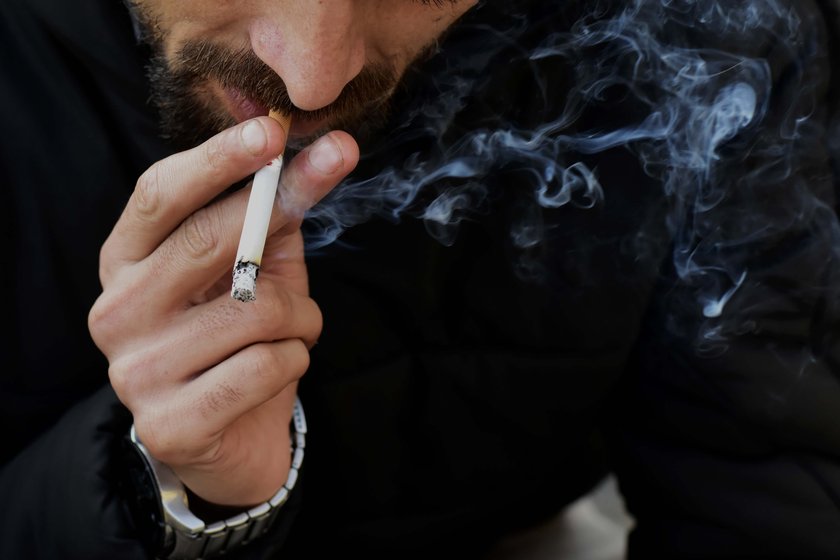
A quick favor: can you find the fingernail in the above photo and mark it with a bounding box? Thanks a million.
[307,135,343,174]
[240,120,267,156]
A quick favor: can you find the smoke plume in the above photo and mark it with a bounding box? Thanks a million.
[302,0,839,352]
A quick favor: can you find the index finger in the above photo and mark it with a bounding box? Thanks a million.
[100,117,287,278]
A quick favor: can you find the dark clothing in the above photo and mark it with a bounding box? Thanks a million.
[2,0,840,559]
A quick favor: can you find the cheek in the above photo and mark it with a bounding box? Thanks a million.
[135,1,251,59]
[370,1,477,62]
[368,21,427,66]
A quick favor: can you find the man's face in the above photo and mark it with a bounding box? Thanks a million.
[130,0,477,150]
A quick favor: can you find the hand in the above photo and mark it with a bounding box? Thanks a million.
[89,117,358,506]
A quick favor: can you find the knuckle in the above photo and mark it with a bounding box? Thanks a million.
[87,281,146,347]
[107,353,149,406]
[179,207,222,262]
[202,134,229,172]
[136,421,177,463]
[97,238,117,281]
[108,366,137,410]
[245,287,293,338]
[280,339,311,379]
[88,292,124,348]
[250,340,309,382]
[251,344,284,380]
[268,288,295,326]
[198,381,245,419]
[289,340,311,378]
[107,362,132,403]
[133,408,188,465]
[87,297,110,343]
[306,299,324,342]
[133,164,166,223]
[262,290,323,344]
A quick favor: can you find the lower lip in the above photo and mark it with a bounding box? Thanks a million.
[222,87,268,123]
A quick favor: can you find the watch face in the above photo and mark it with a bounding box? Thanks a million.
[119,435,173,557]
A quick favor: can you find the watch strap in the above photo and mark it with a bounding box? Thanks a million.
[126,397,306,559]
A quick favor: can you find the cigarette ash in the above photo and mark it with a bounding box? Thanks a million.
[231,260,259,302]
[301,0,840,357]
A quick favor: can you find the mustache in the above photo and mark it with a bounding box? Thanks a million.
[174,41,398,123]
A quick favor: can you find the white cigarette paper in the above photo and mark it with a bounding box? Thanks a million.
[231,111,292,302]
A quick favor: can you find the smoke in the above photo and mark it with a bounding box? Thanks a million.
[302,0,838,350]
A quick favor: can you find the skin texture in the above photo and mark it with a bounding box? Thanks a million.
[132,0,479,147]
[89,0,476,508]
[134,0,475,110]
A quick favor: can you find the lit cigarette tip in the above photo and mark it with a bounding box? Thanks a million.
[230,111,292,303]
[231,261,259,302]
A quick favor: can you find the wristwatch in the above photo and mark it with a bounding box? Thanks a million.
[120,398,307,559]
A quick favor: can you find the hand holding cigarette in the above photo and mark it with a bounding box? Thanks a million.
[231,110,293,302]
[90,118,358,507]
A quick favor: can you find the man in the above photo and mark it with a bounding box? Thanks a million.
[2,0,839,558]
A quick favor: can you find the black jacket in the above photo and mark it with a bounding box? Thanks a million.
[2,0,839,558]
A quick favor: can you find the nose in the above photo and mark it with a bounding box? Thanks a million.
[249,3,366,111]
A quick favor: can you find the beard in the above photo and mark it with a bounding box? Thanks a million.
[144,40,403,153]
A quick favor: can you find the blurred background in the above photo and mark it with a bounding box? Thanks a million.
[486,475,633,560]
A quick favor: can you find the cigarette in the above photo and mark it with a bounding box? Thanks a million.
[231,110,292,302]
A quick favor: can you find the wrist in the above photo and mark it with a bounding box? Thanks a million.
[183,487,264,524]
[120,397,307,559]
[175,433,293,508]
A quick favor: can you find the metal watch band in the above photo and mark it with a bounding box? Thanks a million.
[129,397,307,559]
